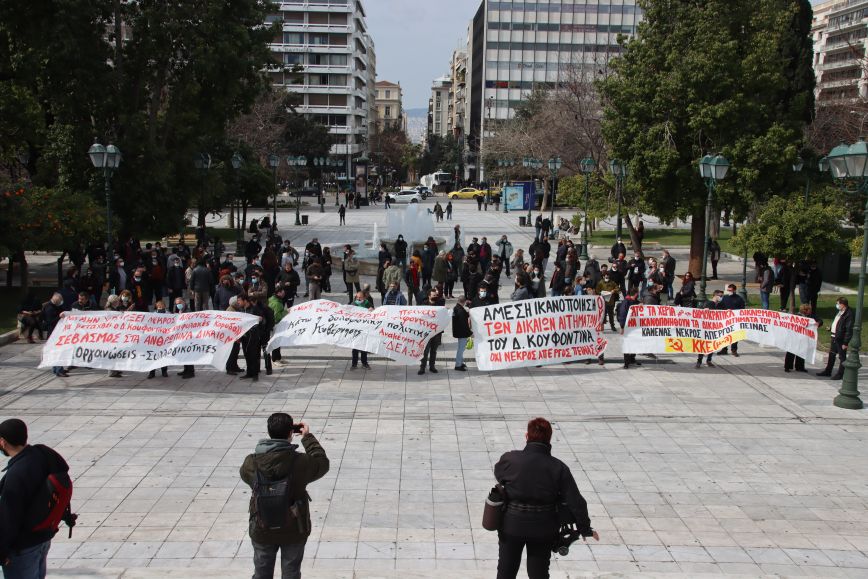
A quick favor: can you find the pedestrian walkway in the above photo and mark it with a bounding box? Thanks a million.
[1,199,867,577]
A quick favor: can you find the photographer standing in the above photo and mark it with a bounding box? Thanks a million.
[494,417,598,579]
[240,413,329,579]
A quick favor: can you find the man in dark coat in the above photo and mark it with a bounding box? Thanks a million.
[718,283,746,357]
[494,417,597,579]
[617,289,641,369]
[817,297,854,380]
[418,289,445,375]
[452,295,472,371]
[239,413,329,579]
[0,419,72,578]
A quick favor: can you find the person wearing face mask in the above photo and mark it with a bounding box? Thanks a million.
[190,258,213,311]
[393,235,408,270]
[147,301,171,379]
[147,251,166,303]
[471,282,497,309]
[511,274,532,302]
[718,283,746,357]
[452,295,472,371]
[342,245,361,304]
[596,272,620,331]
[350,291,373,370]
[695,290,725,369]
[165,256,186,307]
[817,297,853,380]
[42,293,68,377]
[118,290,135,312]
[129,268,151,312]
[107,258,128,296]
[418,290,445,375]
[215,275,240,311]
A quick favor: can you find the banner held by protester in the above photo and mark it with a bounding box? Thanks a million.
[266,300,449,364]
[470,296,607,371]
[39,310,260,372]
[622,305,818,362]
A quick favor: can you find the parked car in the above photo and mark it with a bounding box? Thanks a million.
[386,190,422,204]
[413,185,432,199]
[447,187,484,200]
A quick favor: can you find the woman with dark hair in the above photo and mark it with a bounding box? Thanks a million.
[673,272,696,307]
[493,417,598,579]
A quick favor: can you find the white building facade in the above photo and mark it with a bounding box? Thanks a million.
[266,0,374,182]
[812,0,868,103]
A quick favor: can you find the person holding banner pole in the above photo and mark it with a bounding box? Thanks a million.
[786,304,822,373]
[147,301,170,379]
[350,291,373,370]
[695,290,724,369]
[452,296,472,371]
[419,289,445,375]
[596,274,620,332]
[719,284,745,357]
[618,290,641,369]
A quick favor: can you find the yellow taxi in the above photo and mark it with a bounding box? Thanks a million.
[447,187,486,200]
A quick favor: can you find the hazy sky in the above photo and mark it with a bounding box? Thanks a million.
[365,0,477,110]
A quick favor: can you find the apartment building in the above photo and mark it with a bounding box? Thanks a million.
[427,76,453,140]
[812,0,868,102]
[266,0,375,181]
[374,80,407,133]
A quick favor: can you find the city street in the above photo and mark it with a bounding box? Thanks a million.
[1,200,868,578]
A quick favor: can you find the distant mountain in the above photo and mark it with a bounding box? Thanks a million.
[405,108,428,144]
[405,107,428,118]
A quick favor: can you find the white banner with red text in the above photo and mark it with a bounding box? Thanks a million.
[622,305,818,362]
[266,300,449,364]
[39,310,260,372]
[470,296,608,371]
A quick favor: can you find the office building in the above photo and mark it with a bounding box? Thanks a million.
[463,0,641,181]
[266,0,375,182]
[428,76,453,140]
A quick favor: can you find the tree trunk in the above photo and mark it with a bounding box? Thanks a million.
[540,178,550,214]
[711,208,721,240]
[623,214,643,256]
[689,206,706,277]
[5,253,14,287]
[242,201,249,233]
[19,251,28,292]
[789,263,797,315]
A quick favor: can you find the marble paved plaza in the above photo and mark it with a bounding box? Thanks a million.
[2,201,868,578]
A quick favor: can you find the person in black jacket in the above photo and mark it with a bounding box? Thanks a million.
[817,297,854,380]
[786,304,822,373]
[695,290,724,369]
[494,417,598,579]
[452,296,472,371]
[617,289,641,369]
[42,294,68,378]
[718,283,745,357]
[0,419,71,578]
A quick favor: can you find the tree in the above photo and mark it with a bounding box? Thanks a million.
[0,184,104,289]
[599,0,816,276]
[733,195,844,313]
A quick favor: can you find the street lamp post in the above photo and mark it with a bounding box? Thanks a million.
[230,152,244,249]
[193,152,212,237]
[286,156,307,226]
[267,153,280,228]
[522,157,542,226]
[609,159,627,239]
[314,157,326,213]
[87,141,122,252]
[825,140,867,410]
[792,156,810,204]
[548,157,562,231]
[697,153,730,303]
[498,159,514,213]
[578,157,596,261]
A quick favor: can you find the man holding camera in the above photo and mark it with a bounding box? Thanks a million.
[240,413,329,579]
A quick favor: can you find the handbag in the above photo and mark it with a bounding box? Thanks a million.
[465,337,474,350]
[482,484,507,531]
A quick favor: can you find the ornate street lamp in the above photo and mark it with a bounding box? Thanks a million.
[523,157,542,225]
[792,155,810,204]
[578,157,596,261]
[698,153,730,303]
[826,140,868,410]
[88,141,122,252]
[230,153,243,246]
[609,159,628,240]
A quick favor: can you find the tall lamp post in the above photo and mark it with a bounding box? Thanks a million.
[193,152,212,236]
[578,157,596,261]
[792,156,811,203]
[314,157,327,213]
[498,158,514,213]
[548,156,562,230]
[522,157,542,225]
[609,159,627,239]
[825,140,867,410]
[697,153,730,303]
[287,156,307,225]
[87,141,122,252]
[230,152,244,249]
[267,153,280,228]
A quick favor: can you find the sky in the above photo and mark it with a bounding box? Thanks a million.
[365,0,477,110]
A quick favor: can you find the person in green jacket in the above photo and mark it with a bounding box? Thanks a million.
[268,285,288,364]
[240,413,329,579]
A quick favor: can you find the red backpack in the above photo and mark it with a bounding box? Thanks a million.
[29,472,78,538]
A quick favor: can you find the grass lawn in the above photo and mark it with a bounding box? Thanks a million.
[588,227,734,250]
[0,287,54,333]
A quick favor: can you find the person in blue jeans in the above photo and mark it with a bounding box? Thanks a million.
[0,418,72,579]
[452,296,472,371]
[759,264,774,310]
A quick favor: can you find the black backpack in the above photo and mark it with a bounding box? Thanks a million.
[252,455,295,531]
